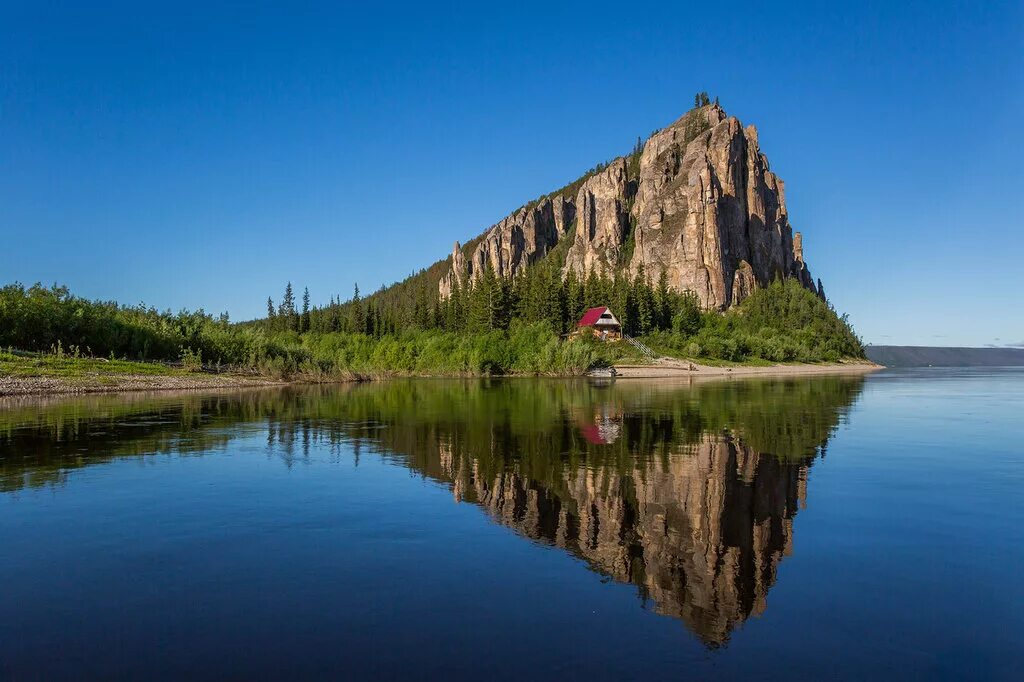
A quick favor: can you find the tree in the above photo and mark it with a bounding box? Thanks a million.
[266,297,276,331]
[327,296,340,332]
[280,282,297,331]
[655,270,672,330]
[350,284,364,334]
[301,287,311,333]
[672,291,702,336]
[633,269,655,336]
[564,269,584,325]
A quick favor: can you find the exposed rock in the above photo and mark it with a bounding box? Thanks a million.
[731,260,756,304]
[628,105,812,308]
[437,241,467,300]
[563,159,630,277]
[438,103,821,308]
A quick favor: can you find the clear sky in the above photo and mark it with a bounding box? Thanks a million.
[2,1,1022,346]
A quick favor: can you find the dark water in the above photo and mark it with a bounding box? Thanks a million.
[1,370,1022,680]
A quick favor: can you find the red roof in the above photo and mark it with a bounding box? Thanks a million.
[577,306,609,327]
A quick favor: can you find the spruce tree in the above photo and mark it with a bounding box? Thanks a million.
[350,284,364,334]
[656,270,672,330]
[281,282,296,331]
[633,269,655,335]
[266,297,276,331]
[301,287,310,333]
[328,296,340,332]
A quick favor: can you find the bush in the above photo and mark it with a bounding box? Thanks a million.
[641,279,863,364]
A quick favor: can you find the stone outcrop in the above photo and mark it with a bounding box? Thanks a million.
[439,103,820,308]
[438,195,571,299]
[563,158,630,277]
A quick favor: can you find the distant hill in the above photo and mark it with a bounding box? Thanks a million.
[865,346,1024,367]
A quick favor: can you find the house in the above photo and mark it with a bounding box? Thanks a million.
[576,306,622,340]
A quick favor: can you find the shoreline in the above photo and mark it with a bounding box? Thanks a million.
[609,359,883,379]
[0,359,883,397]
[0,373,289,397]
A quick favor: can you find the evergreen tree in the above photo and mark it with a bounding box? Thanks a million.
[466,266,509,332]
[266,297,276,331]
[350,284,364,334]
[633,268,655,335]
[301,287,311,333]
[656,270,672,330]
[672,291,703,336]
[281,282,297,331]
[564,269,584,326]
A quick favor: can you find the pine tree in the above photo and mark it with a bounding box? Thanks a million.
[564,269,584,326]
[672,291,702,336]
[350,284,364,334]
[328,296,340,332]
[656,270,672,330]
[633,269,655,335]
[281,282,296,331]
[266,297,276,331]
[301,287,311,333]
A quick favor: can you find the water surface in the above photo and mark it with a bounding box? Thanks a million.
[1,370,1022,679]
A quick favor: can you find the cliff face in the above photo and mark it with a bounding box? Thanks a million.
[439,104,817,309]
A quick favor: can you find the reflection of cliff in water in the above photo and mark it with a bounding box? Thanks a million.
[436,435,804,645]
[356,377,862,646]
[0,377,863,645]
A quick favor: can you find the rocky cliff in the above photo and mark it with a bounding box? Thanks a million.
[439,103,819,309]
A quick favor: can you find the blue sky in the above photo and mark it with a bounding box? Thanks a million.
[2,1,1021,346]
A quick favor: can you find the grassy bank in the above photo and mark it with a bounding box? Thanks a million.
[0,327,646,394]
[0,350,186,378]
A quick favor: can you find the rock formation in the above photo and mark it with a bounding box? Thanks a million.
[439,103,819,309]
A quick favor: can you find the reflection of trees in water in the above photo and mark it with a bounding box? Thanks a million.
[0,377,863,644]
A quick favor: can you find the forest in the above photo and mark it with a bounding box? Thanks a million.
[0,256,863,378]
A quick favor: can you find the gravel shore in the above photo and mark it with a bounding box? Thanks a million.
[0,373,287,396]
[610,358,883,379]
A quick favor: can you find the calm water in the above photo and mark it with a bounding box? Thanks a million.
[1,370,1022,680]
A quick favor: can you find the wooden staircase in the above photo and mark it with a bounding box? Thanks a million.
[623,334,656,360]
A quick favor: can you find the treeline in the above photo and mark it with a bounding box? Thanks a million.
[266,265,700,338]
[270,261,864,363]
[0,282,287,368]
[0,282,626,376]
[1,264,862,379]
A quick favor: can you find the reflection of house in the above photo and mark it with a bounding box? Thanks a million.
[576,404,623,444]
[576,306,622,340]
